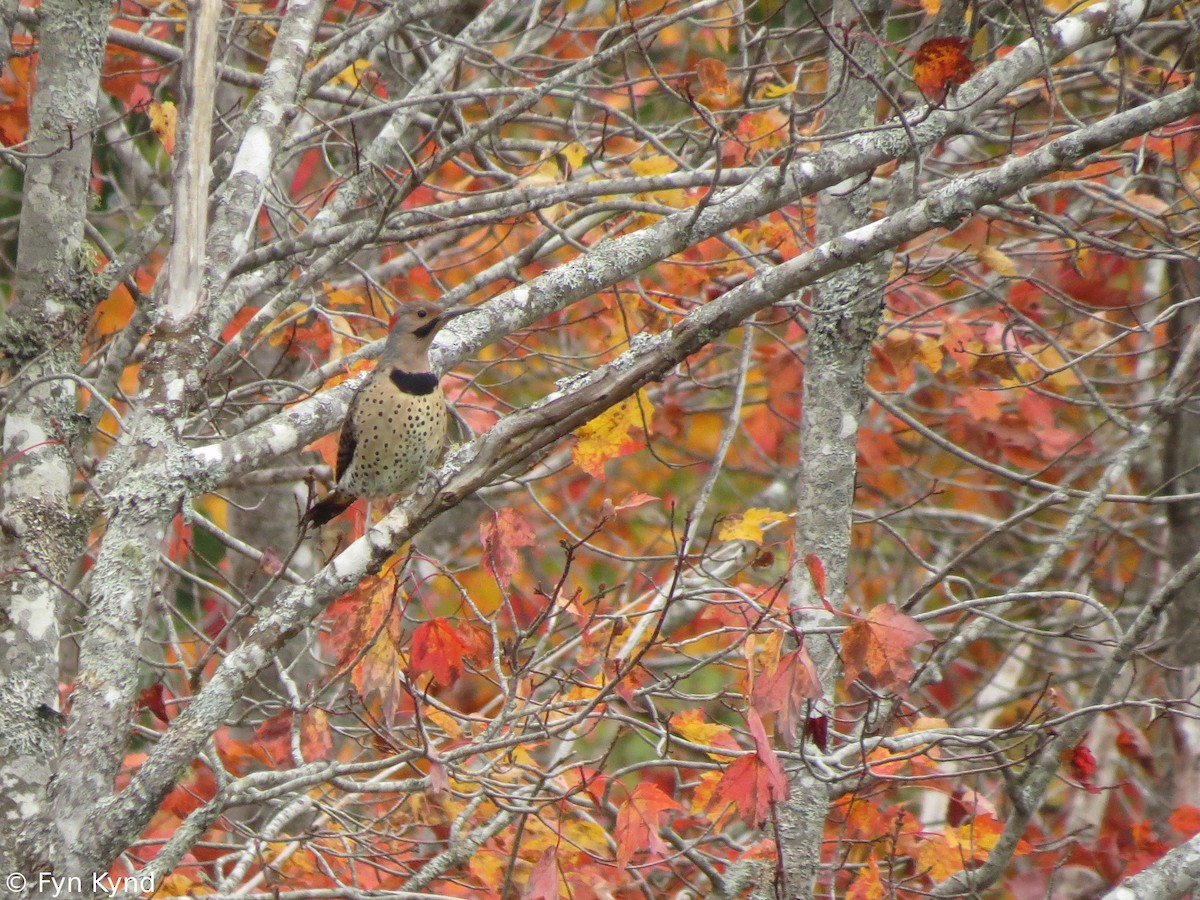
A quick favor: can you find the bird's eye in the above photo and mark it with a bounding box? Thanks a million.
[417,309,428,318]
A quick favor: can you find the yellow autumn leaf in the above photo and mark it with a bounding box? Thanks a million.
[148,100,177,154]
[718,508,789,543]
[469,849,505,885]
[975,244,1018,277]
[920,0,941,14]
[630,154,676,177]
[572,389,652,476]
[670,708,736,758]
[559,141,588,172]
[424,706,463,739]
[760,82,797,99]
[335,59,371,88]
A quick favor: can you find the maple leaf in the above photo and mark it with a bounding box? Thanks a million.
[410,618,468,688]
[841,604,936,692]
[482,508,537,584]
[945,814,1004,862]
[718,508,789,543]
[912,36,974,102]
[614,782,681,869]
[670,708,739,758]
[572,389,652,476]
[846,858,886,899]
[708,710,788,827]
[914,834,963,881]
[954,387,1006,422]
[751,646,822,747]
[522,846,558,900]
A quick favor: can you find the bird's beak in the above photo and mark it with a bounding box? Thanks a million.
[437,305,475,323]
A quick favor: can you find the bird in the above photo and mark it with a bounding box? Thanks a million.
[301,301,472,528]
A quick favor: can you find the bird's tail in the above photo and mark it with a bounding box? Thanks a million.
[302,490,356,528]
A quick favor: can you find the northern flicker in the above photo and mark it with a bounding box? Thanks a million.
[302,301,472,528]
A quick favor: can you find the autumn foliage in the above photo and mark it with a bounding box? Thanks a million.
[2,0,1200,897]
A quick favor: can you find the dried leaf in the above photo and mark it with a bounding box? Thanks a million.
[751,646,822,745]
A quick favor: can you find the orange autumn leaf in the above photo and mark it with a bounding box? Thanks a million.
[410,618,469,687]
[912,36,974,102]
[841,604,935,692]
[0,45,34,146]
[695,57,737,108]
[846,857,886,899]
[615,781,681,869]
[954,386,1006,422]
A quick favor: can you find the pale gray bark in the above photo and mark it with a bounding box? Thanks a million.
[773,0,893,893]
[0,0,113,876]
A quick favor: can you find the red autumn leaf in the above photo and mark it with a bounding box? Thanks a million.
[913,36,974,102]
[137,682,170,724]
[841,603,936,692]
[251,710,294,767]
[522,846,559,900]
[1066,743,1101,794]
[708,710,789,827]
[805,714,829,752]
[481,508,537,585]
[804,553,830,608]
[1169,804,1200,837]
[751,645,822,746]
[615,782,681,869]
[410,618,468,687]
[1111,714,1155,773]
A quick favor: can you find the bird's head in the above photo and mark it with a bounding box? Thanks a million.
[381,302,474,367]
[387,301,473,341]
